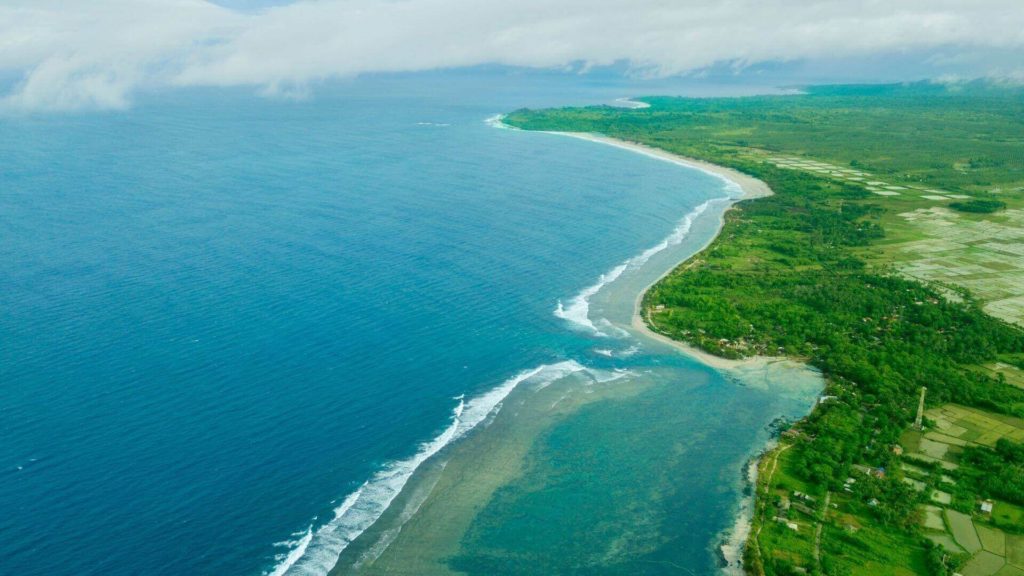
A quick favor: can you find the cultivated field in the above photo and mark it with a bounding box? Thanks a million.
[891,208,1024,326]
[901,404,1024,576]
[766,154,1024,327]
[767,156,972,201]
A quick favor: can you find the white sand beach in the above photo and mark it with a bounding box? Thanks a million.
[545,132,784,372]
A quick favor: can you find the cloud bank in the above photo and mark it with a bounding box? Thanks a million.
[2,0,1023,110]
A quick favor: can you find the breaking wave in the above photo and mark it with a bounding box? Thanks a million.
[611,97,651,109]
[269,116,743,576]
[555,198,726,335]
[484,114,514,130]
[265,360,587,576]
[554,263,628,336]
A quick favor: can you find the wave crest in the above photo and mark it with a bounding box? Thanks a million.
[265,360,586,575]
[555,198,725,335]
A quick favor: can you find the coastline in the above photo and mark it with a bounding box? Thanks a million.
[550,132,773,202]
[531,129,818,574]
[492,89,1024,576]
[487,116,771,203]
[490,115,780,372]
[321,120,822,576]
[545,131,788,372]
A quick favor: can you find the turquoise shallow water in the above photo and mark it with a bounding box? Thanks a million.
[0,71,814,575]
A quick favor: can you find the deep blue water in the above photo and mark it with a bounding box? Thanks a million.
[1,71,796,575]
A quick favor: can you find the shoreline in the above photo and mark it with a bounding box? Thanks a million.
[550,132,773,203]
[531,129,818,574]
[321,119,820,576]
[544,131,787,372]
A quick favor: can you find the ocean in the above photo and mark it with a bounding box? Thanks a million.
[0,70,819,575]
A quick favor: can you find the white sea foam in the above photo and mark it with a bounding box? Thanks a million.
[535,364,630,391]
[267,528,313,576]
[554,263,627,336]
[484,114,515,130]
[619,345,640,357]
[266,360,586,576]
[589,368,633,384]
[719,451,769,575]
[611,97,651,109]
[555,198,726,336]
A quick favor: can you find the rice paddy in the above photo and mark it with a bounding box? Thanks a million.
[888,207,1024,325]
[757,153,1024,575]
[766,156,954,200]
[947,509,983,554]
[901,404,1024,576]
[925,404,1024,449]
[766,153,1024,327]
[978,362,1024,390]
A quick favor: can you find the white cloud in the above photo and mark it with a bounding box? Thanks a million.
[2,0,1023,111]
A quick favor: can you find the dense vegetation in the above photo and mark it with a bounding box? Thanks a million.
[506,82,1024,196]
[960,439,1024,508]
[504,82,1024,575]
[636,154,1024,534]
[949,198,1007,213]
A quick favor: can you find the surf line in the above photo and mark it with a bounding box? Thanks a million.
[553,197,726,337]
[266,361,586,576]
[486,114,747,339]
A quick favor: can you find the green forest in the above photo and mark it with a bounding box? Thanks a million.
[504,82,1024,576]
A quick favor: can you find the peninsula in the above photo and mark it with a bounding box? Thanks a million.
[504,82,1024,576]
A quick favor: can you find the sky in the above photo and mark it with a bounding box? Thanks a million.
[1,0,1023,111]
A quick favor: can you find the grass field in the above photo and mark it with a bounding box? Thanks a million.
[995,502,1024,527]
[754,448,818,570]
[750,444,931,575]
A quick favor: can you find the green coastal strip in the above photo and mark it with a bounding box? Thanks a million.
[504,82,1024,576]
